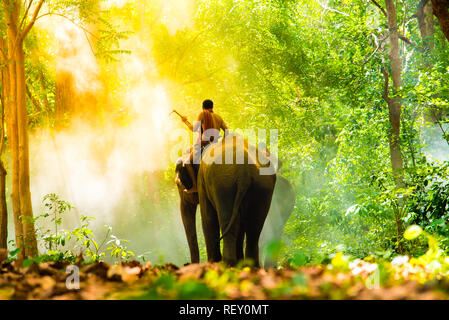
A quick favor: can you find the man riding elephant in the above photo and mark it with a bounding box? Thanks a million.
[180,99,228,194]
[174,101,277,266]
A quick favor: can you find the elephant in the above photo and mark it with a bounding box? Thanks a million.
[259,175,295,267]
[175,157,200,263]
[175,152,295,267]
[175,133,277,267]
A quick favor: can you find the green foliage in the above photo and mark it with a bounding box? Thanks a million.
[106,234,135,261]
[263,239,284,264]
[25,194,134,264]
[5,248,21,263]
[403,161,449,250]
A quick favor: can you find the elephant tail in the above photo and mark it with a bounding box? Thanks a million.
[220,172,251,240]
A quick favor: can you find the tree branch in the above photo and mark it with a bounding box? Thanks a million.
[398,34,425,52]
[20,0,45,41]
[317,0,349,16]
[371,0,425,52]
[25,84,42,112]
[36,12,100,40]
[371,0,387,17]
[19,0,34,31]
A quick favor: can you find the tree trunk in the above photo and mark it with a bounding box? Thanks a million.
[385,0,405,189]
[418,0,435,51]
[431,0,449,42]
[417,1,439,126]
[0,160,7,249]
[4,1,24,260]
[0,53,7,249]
[2,0,38,259]
[16,43,37,257]
[383,0,406,252]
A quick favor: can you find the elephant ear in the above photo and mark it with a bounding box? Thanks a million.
[175,157,193,190]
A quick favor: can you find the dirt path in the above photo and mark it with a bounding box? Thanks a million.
[1,256,447,300]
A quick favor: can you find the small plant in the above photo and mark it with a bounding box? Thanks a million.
[6,248,21,263]
[36,193,73,251]
[15,193,135,264]
[68,215,103,262]
[107,234,135,261]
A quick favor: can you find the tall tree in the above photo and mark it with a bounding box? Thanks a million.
[1,0,45,259]
[417,0,435,51]
[383,0,405,189]
[431,0,449,41]
[0,39,7,249]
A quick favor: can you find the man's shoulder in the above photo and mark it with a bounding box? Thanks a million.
[197,111,205,120]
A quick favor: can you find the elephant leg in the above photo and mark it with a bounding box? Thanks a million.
[222,231,238,266]
[199,193,222,263]
[246,194,272,268]
[245,232,261,267]
[180,201,199,263]
[217,201,239,266]
[236,224,244,262]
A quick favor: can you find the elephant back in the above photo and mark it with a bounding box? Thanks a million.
[200,133,276,176]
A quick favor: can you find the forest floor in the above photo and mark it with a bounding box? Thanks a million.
[1,254,449,300]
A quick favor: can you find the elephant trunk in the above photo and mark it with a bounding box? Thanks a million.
[220,171,251,240]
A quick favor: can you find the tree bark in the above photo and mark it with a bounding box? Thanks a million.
[431,0,449,42]
[4,1,24,260]
[416,1,440,125]
[0,160,7,249]
[16,43,37,257]
[385,0,405,189]
[2,0,39,259]
[0,50,7,248]
[417,0,435,51]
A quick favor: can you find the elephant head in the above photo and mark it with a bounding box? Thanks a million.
[175,157,200,263]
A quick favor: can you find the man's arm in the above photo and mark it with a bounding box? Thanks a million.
[182,112,203,132]
[221,119,228,136]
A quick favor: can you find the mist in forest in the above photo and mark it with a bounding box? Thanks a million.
[3,0,291,265]
[7,0,200,265]
[421,124,449,163]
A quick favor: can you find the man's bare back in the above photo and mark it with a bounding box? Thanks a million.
[181,100,228,193]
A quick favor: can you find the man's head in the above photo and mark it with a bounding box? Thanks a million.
[202,99,213,110]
